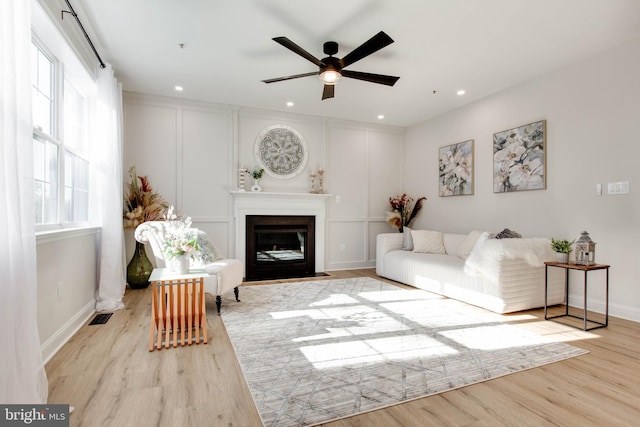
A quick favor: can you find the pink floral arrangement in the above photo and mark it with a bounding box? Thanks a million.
[386,194,426,231]
[162,206,200,259]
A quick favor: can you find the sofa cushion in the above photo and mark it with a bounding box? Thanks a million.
[443,233,466,255]
[402,227,414,251]
[456,230,486,259]
[411,230,446,254]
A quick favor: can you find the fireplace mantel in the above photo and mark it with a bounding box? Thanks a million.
[230,191,333,202]
[230,191,332,276]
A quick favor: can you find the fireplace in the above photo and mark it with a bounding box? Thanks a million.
[246,215,315,281]
[231,191,332,280]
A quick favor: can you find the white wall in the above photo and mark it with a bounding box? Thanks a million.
[123,94,404,273]
[327,122,404,270]
[37,229,99,362]
[123,94,235,258]
[404,37,640,321]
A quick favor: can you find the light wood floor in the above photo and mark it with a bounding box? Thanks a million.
[46,269,640,427]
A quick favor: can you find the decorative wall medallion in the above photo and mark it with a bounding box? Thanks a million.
[255,125,308,179]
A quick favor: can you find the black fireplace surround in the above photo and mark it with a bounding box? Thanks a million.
[245,215,315,281]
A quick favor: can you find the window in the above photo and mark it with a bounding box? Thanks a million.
[31,42,54,136]
[31,38,90,228]
[63,80,89,223]
[32,41,59,225]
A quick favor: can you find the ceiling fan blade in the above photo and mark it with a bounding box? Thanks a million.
[340,31,394,68]
[341,70,400,86]
[322,84,335,100]
[262,71,319,84]
[273,37,325,67]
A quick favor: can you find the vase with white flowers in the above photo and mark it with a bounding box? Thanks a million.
[163,206,200,274]
[250,166,265,192]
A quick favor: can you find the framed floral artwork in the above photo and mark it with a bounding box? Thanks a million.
[493,120,546,193]
[439,139,474,196]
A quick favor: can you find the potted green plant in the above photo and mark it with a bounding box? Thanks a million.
[551,238,574,263]
[250,167,265,192]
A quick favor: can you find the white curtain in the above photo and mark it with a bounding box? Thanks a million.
[0,0,48,403]
[94,65,126,311]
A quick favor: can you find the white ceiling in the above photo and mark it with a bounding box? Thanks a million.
[74,0,640,127]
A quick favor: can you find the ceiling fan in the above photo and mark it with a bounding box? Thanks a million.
[262,31,400,100]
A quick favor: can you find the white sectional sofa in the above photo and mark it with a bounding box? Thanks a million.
[376,230,565,313]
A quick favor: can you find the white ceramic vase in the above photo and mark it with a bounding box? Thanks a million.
[251,178,262,192]
[165,257,175,273]
[174,254,190,274]
[555,252,569,263]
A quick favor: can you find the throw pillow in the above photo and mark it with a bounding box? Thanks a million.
[191,230,225,267]
[411,230,446,254]
[456,230,485,259]
[495,228,522,239]
[402,227,414,251]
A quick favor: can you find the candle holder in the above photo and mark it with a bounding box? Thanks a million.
[317,168,324,194]
[238,167,247,191]
[309,171,317,193]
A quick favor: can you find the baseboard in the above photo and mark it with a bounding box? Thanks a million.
[41,300,95,364]
[326,261,376,270]
[567,292,640,323]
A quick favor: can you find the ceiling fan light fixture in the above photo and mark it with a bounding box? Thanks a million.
[264,32,398,99]
[319,69,341,84]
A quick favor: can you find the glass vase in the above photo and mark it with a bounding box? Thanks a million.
[127,240,153,289]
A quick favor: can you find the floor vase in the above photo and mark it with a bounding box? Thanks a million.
[127,241,153,289]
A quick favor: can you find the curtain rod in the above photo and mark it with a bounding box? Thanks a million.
[62,0,106,69]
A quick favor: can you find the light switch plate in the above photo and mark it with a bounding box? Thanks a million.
[608,181,629,195]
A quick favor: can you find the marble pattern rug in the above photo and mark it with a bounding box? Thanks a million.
[221,277,588,427]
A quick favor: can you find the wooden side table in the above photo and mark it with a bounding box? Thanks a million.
[148,268,209,351]
[544,261,609,331]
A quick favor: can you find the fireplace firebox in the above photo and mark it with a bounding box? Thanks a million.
[246,215,315,281]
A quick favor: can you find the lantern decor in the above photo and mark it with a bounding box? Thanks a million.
[575,231,596,265]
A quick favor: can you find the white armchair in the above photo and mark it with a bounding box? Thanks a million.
[134,221,243,314]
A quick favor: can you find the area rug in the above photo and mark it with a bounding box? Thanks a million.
[221,277,588,427]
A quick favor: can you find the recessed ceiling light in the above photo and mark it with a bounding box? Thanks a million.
[174,85,184,92]
[377,114,385,120]
[286,101,294,107]
[457,89,466,95]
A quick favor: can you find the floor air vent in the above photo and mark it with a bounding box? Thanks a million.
[89,313,113,325]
